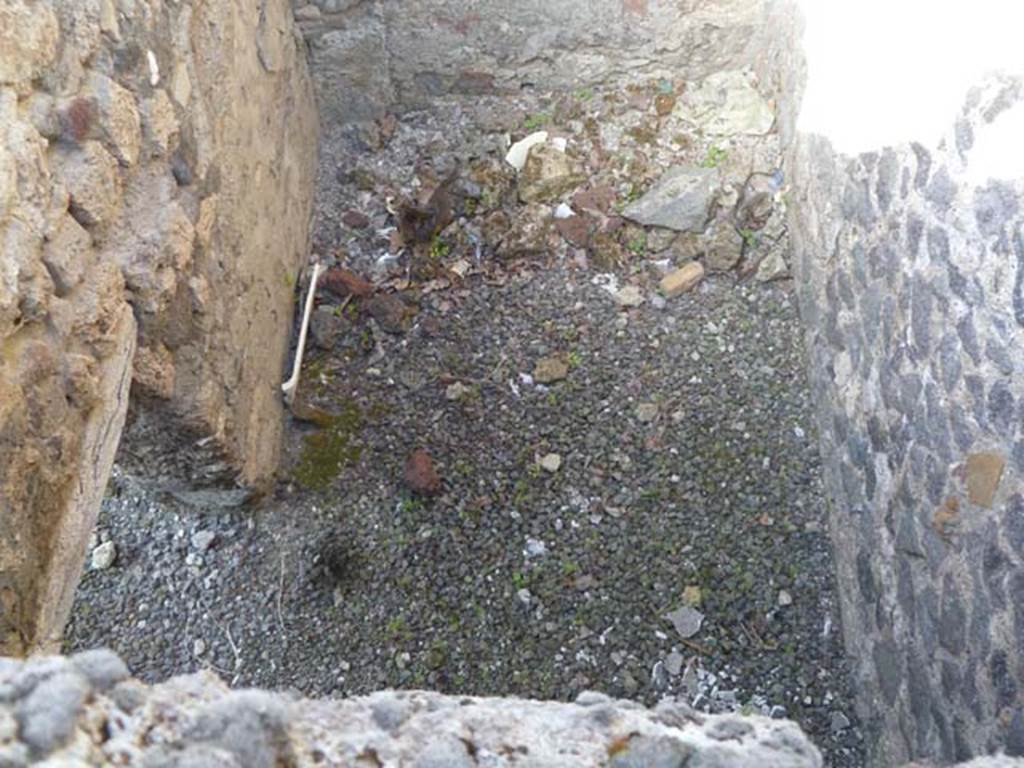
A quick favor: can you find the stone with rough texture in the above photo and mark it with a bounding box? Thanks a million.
[623,167,717,232]
[0,653,826,766]
[787,67,1024,764]
[534,356,569,384]
[661,262,706,296]
[965,452,1005,508]
[298,0,780,124]
[0,0,317,657]
[518,144,586,204]
[686,70,776,135]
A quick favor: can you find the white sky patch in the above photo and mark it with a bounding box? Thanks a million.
[797,0,1024,172]
[965,99,1024,185]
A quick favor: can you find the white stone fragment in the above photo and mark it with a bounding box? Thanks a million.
[146,49,160,86]
[539,453,562,473]
[505,131,549,171]
[91,542,117,570]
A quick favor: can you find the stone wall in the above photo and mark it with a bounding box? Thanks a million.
[291,0,782,125]
[0,650,829,767]
[788,75,1024,763]
[0,0,317,655]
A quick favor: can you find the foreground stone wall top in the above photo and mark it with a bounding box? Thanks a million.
[0,650,828,766]
[788,74,1024,764]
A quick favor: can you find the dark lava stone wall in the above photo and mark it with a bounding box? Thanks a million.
[787,75,1024,765]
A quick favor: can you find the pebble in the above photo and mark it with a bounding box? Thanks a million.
[778,590,794,607]
[664,606,704,639]
[533,356,569,384]
[193,639,206,657]
[524,538,548,558]
[404,449,442,495]
[682,585,702,606]
[539,453,563,473]
[660,262,705,297]
[516,588,533,607]
[830,711,851,732]
[90,541,117,570]
[651,660,669,689]
[445,382,471,401]
[636,403,659,423]
[665,651,685,676]
[191,530,216,553]
[615,286,644,308]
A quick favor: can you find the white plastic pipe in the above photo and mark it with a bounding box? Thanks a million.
[281,263,323,405]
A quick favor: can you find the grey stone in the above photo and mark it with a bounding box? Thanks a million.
[939,333,962,392]
[987,381,1015,434]
[1008,707,1024,757]
[370,694,411,731]
[829,712,851,733]
[873,639,902,705]
[689,71,775,136]
[414,735,474,768]
[910,279,933,360]
[15,672,90,756]
[622,167,716,232]
[955,117,974,155]
[927,167,957,211]
[990,650,1017,711]
[191,530,217,553]
[911,142,932,189]
[665,652,684,677]
[707,718,754,741]
[939,577,967,655]
[70,649,129,692]
[187,691,291,768]
[876,149,898,213]
[1004,494,1024,559]
[1014,224,1024,327]
[974,181,1018,238]
[957,315,982,363]
[664,606,704,639]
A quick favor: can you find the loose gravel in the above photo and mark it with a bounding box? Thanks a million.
[67,88,865,766]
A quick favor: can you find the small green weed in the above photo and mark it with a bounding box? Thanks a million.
[523,113,550,131]
[702,145,729,168]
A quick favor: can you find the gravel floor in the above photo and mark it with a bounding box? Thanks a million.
[68,86,865,766]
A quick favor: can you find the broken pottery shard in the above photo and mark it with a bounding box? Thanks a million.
[622,166,717,232]
[687,70,775,136]
[505,131,549,171]
[665,605,704,639]
[404,449,441,495]
[322,267,374,298]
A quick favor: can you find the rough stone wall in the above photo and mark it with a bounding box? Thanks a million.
[0,0,317,655]
[291,0,780,124]
[0,650,828,767]
[788,75,1024,763]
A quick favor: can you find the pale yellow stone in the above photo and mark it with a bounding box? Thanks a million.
[660,262,705,297]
